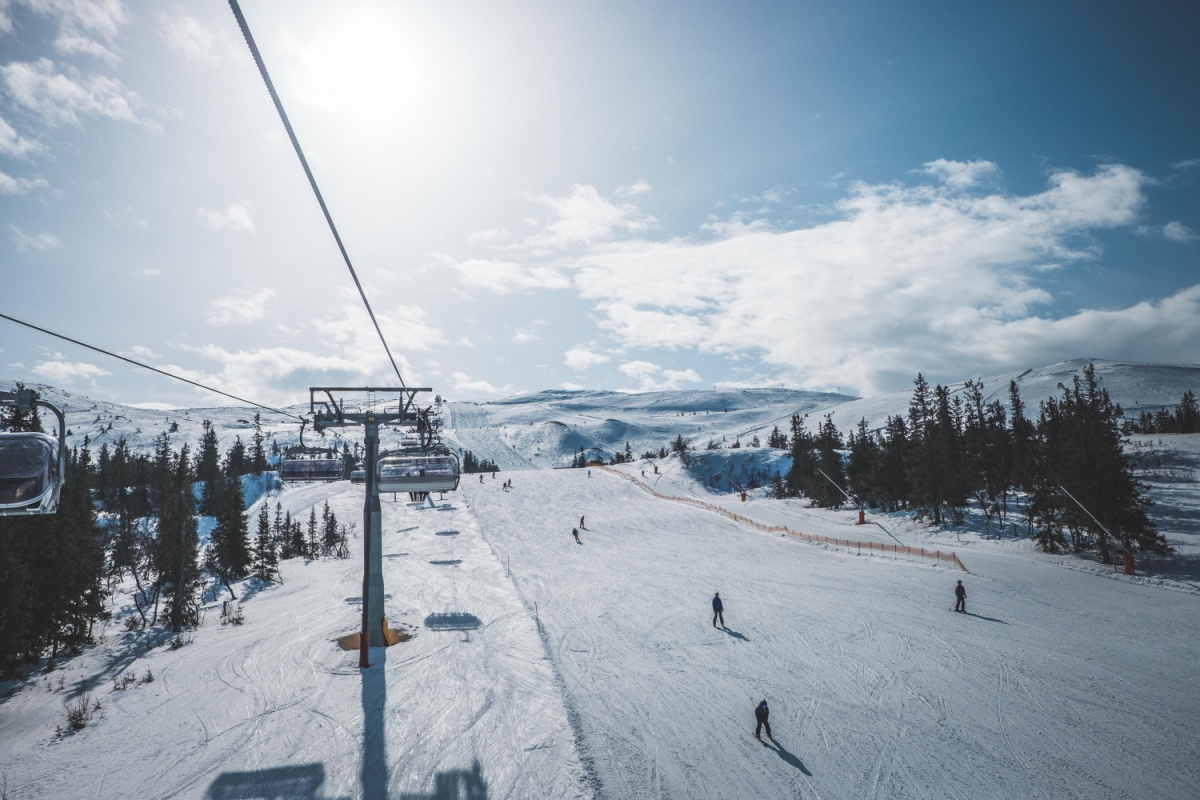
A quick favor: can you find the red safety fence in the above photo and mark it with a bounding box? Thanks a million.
[597,466,968,573]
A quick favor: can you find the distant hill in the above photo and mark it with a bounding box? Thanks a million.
[5,359,1197,464]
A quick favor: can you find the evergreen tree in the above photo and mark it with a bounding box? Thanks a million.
[251,414,269,472]
[253,503,278,583]
[307,507,319,559]
[207,472,251,598]
[322,501,340,554]
[784,414,817,499]
[195,420,222,516]
[1031,364,1169,561]
[809,414,846,508]
[154,445,201,632]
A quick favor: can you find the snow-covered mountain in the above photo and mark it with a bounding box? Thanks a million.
[2,360,1198,799]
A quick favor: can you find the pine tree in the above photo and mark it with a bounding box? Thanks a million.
[251,414,269,473]
[307,507,319,559]
[253,503,278,583]
[195,421,222,517]
[321,501,340,555]
[154,445,200,632]
[207,473,251,598]
[1032,364,1169,561]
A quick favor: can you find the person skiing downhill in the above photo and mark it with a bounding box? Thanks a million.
[754,700,772,741]
[712,592,724,628]
[580,515,586,529]
[572,527,581,544]
[954,579,966,613]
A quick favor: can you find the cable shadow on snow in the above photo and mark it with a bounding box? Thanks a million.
[206,763,328,799]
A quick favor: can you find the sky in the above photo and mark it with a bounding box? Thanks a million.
[1,0,1198,409]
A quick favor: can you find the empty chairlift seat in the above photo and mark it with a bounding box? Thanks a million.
[376,454,460,494]
[279,458,344,483]
[0,432,62,514]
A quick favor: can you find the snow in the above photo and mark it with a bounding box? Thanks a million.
[2,363,1200,798]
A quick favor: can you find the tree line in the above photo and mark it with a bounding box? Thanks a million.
[773,364,1171,562]
[0,412,349,679]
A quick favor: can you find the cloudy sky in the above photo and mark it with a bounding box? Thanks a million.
[2,0,1198,408]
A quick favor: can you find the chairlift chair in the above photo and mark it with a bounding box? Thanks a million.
[279,417,344,483]
[376,452,460,499]
[0,389,67,516]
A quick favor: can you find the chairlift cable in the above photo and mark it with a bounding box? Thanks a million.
[228,0,408,390]
[0,311,302,421]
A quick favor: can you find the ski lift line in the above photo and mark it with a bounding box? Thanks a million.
[227,0,408,390]
[0,311,301,421]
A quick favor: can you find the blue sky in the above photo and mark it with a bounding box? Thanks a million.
[2,0,1198,408]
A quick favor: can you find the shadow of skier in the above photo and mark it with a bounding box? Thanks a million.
[721,627,750,642]
[763,739,811,775]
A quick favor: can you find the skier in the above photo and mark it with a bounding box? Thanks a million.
[712,592,724,628]
[580,515,586,529]
[954,579,966,613]
[479,474,484,484]
[754,700,772,741]
[572,527,581,544]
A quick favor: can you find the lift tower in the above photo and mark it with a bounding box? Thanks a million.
[310,387,432,667]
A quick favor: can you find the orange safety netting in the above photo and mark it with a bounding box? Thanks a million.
[597,466,968,573]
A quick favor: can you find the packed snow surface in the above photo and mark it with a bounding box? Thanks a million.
[2,361,1199,798]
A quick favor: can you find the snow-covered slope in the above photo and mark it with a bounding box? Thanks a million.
[2,360,1199,798]
[3,467,1198,798]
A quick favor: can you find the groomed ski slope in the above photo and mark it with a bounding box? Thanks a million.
[3,468,1199,798]
[468,468,1200,799]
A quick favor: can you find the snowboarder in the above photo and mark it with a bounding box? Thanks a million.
[712,592,724,628]
[580,515,586,529]
[754,700,772,740]
[479,474,484,484]
[954,579,966,613]
[572,527,581,544]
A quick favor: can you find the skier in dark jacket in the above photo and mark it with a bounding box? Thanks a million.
[754,700,772,740]
[712,592,724,628]
[572,527,581,544]
[954,580,966,613]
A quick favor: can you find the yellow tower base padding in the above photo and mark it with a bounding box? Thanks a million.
[337,618,409,651]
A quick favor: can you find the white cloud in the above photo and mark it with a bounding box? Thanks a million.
[452,371,515,396]
[0,169,49,195]
[565,163,1157,394]
[199,201,254,232]
[920,159,1000,189]
[512,321,545,344]
[0,58,154,129]
[0,116,44,157]
[615,179,652,198]
[564,347,609,370]
[54,32,118,64]
[123,344,158,359]
[445,256,570,294]
[1163,221,1195,243]
[33,359,109,384]
[159,11,220,64]
[308,296,445,377]
[206,288,275,326]
[466,228,509,244]
[9,225,61,250]
[134,267,160,279]
[1172,158,1200,170]
[523,184,657,250]
[617,360,702,391]
[177,344,379,407]
[560,381,584,391]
